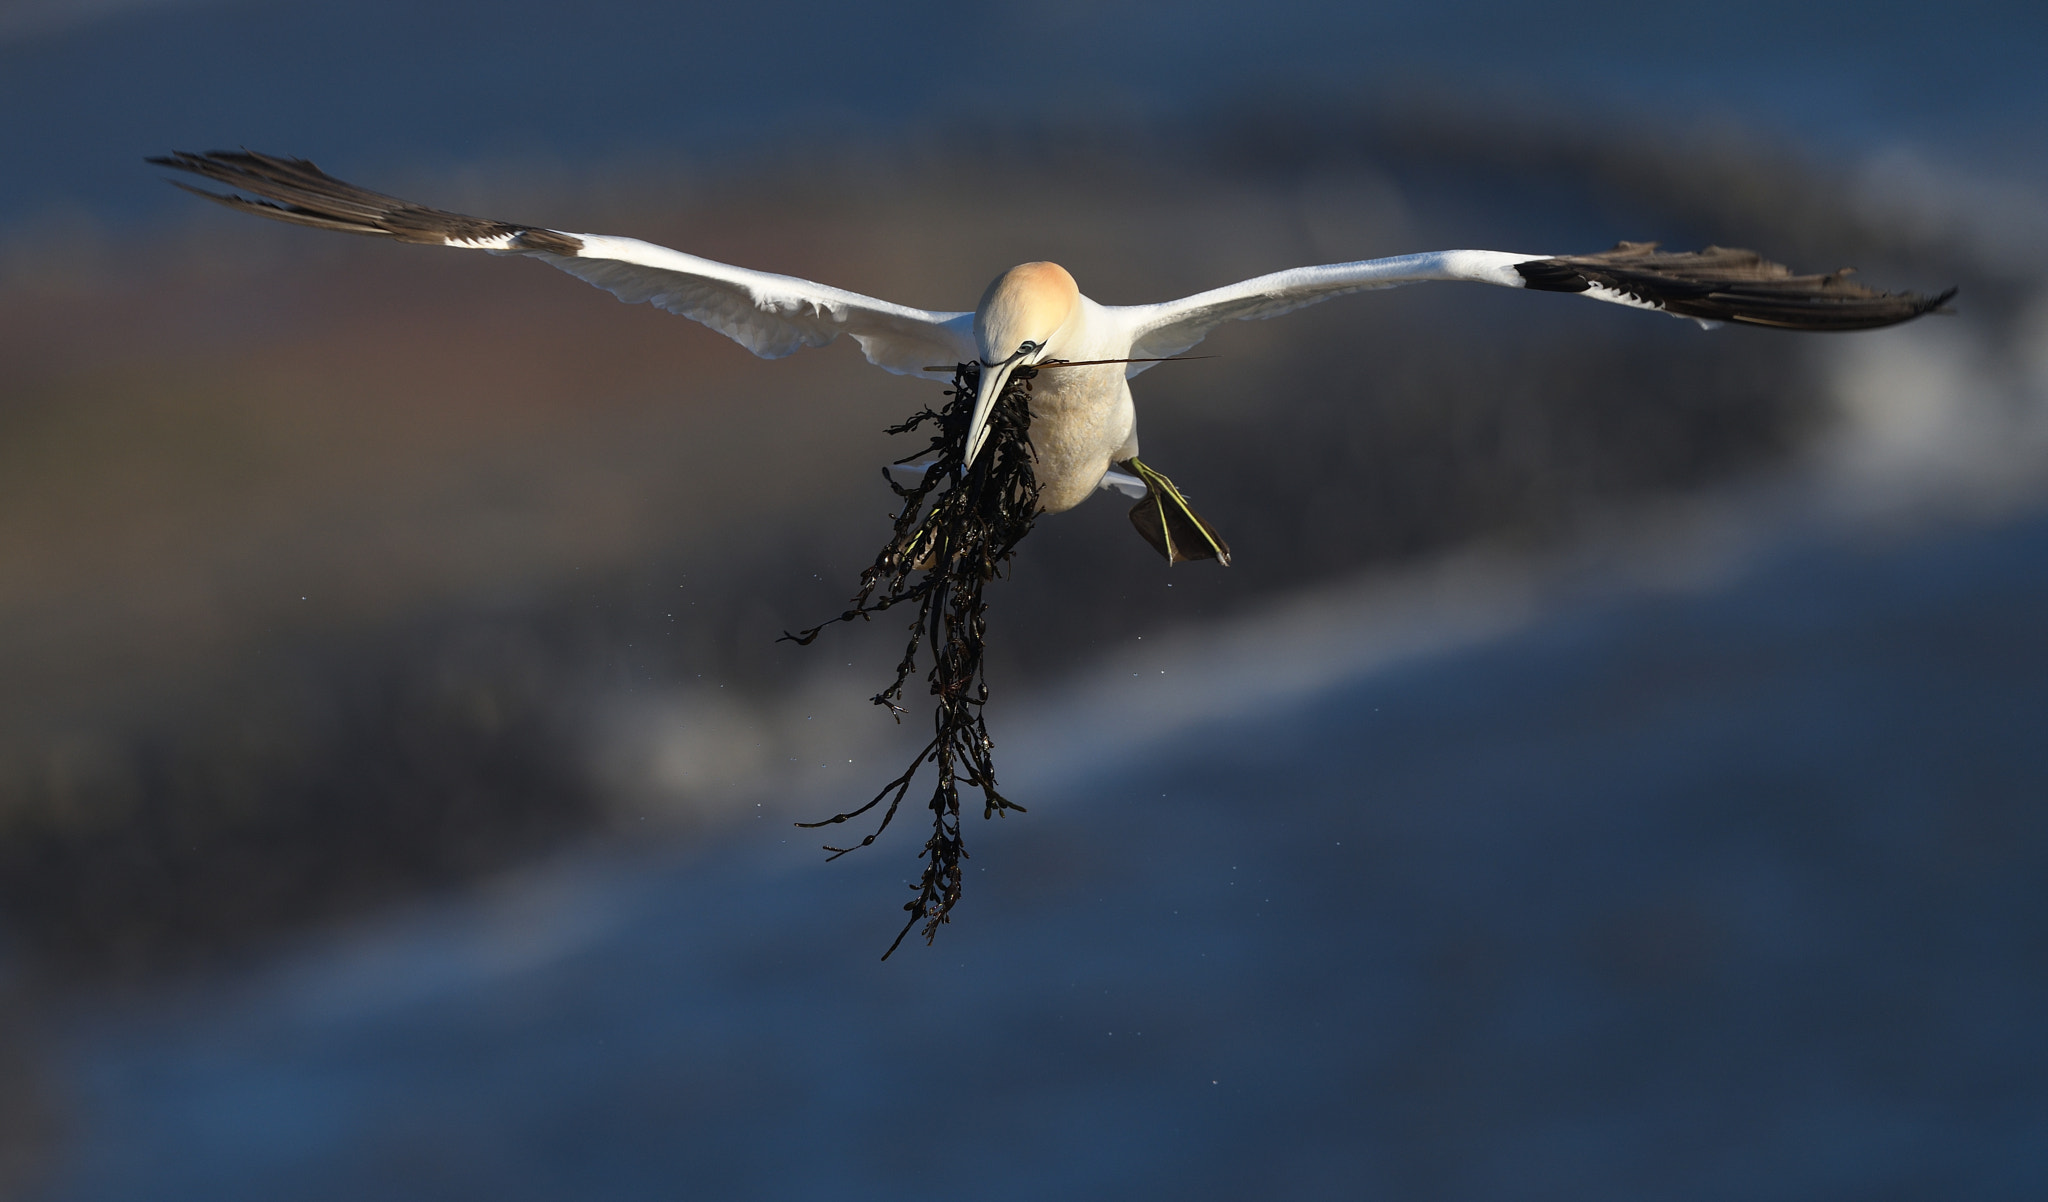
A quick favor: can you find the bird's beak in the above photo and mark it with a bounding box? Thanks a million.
[962,347,1034,468]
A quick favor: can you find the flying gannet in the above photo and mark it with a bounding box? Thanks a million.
[150,150,1952,565]
[152,150,1955,953]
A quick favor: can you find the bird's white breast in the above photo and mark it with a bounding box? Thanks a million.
[1026,362,1135,513]
[1023,296,1140,513]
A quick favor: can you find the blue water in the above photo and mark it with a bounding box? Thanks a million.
[5,0,2046,226]
[17,5,2048,1195]
[46,510,2048,1200]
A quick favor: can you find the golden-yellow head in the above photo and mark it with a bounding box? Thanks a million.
[973,261,1078,364]
[961,262,1080,469]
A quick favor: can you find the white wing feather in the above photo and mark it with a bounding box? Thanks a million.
[519,235,976,375]
[1108,250,1543,375]
[148,151,977,378]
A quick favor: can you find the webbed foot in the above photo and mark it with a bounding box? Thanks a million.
[1120,457,1231,566]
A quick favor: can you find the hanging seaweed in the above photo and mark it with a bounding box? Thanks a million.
[781,362,1040,958]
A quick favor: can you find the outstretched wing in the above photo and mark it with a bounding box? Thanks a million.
[150,150,977,376]
[1112,243,1953,374]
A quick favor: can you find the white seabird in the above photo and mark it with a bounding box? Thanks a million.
[152,151,1953,563]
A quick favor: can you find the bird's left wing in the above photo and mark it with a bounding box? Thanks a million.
[1111,244,1953,374]
[151,151,976,376]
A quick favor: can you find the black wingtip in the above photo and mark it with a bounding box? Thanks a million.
[1518,244,1953,332]
[161,177,230,203]
[146,149,585,253]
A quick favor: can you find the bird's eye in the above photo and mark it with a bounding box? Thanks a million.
[1018,341,1040,355]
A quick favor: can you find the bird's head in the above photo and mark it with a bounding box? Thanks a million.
[964,261,1078,465]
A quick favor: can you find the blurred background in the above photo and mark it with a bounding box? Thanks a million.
[3,1,2047,1197]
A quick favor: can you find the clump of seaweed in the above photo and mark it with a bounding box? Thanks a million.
[781,363,1040,958]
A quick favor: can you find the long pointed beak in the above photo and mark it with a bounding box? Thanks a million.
[962,350,1030,469]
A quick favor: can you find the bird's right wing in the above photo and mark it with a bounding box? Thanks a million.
[150,150,977,376]
[1111,243,1954,374]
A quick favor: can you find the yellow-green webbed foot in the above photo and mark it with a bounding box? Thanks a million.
[1119,457,1231,566]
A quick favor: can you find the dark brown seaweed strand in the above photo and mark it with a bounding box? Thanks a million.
[786,363,1040,958]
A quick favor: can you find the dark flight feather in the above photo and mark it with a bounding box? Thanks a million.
[1515,241,1954,331]
[148,150,585,255]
